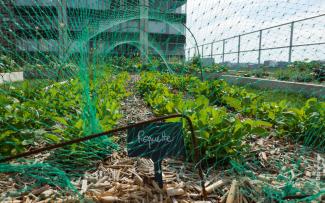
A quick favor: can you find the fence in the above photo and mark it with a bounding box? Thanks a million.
[186,14,325,67]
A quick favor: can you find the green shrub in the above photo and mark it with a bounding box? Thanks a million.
[252,68,270,78]
[290,71,313,82]
[275,69,291,81]
[0,55,21,73]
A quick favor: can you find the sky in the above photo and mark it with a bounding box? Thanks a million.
[185,0,325,63]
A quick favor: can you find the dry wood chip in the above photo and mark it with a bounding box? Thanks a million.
[112,170,121,181]
[205,179,228,194]
[142,186,154,196]
[88,188,102,195]
[36,197,52,203]
[171,197,178,203]
[87,176,98,183]
[41,189,54,198]
[305,171,312,177]
[130,190,146,197]
[193,201,213,203]
[188,193,201,198]
[100,196,121,202]
[152,181,163,193]
[261,152,267,162]
[257,139,264,146]
[81,179,88,194]
[104,186,116,195]
[23,196,32,203]
[220,191,229,203]
[30,185,50,196]
[166,188,185,196]
[242,196,249,203]
[2,200,22,203]
[96,176,109,185]
[108,165,133,169]
[92,182,111,188]
[226,180,238,203]
[129,169,143,186]
[126,194,144,201]
[192,184,202,192]
[257,174,272,182]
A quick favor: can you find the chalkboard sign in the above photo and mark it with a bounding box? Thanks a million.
[127,122,186,187]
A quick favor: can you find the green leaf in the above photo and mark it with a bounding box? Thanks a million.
[0,130,15,141]
[223,96,242,111]
[254,120,273,128]
[195,95,209,108]
[44,134,60,143]
[251,127,268,136]
[234,123,243,134]
[166,102,174,113]
[53,117,68,126]
[74,119,83,129]
[165,117,181,123]
[305,98,317,107]
[22,139,33,146]
[201,131,210,139]
[268,111,276,120]
[244,119,272,128]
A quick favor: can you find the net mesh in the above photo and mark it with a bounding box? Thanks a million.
[0,0,324,202]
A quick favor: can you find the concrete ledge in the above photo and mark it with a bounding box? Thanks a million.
[218,75,325,98]
[0,72,24,84]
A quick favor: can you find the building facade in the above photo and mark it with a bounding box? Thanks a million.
[0,0,187,61]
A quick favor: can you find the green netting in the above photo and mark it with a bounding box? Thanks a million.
[0,0,324,202]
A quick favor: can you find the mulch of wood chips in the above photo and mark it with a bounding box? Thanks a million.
[2,138,324,203]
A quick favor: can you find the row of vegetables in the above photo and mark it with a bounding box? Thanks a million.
[0,72,130,157]
[1,69,324,162]
[136,72,324,162]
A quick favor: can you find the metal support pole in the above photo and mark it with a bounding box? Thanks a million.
[140,0,149,63]
[258,30,262,66]
[58,0,67,61]
[210,42,213,58]
[222,39,225,63]
[237,35,241,68]
[201,45,204,58]
[166,43,169,61]
[187,49,190,60]
[288,22,294,63]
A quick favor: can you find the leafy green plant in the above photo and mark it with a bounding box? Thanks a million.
[270,61,324,83]
[275,69,291,81]
[145,71,325,151]
[0,72,130,157]
[137,72,272,162]
[290,71,313,82]
[289,61,321,71]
